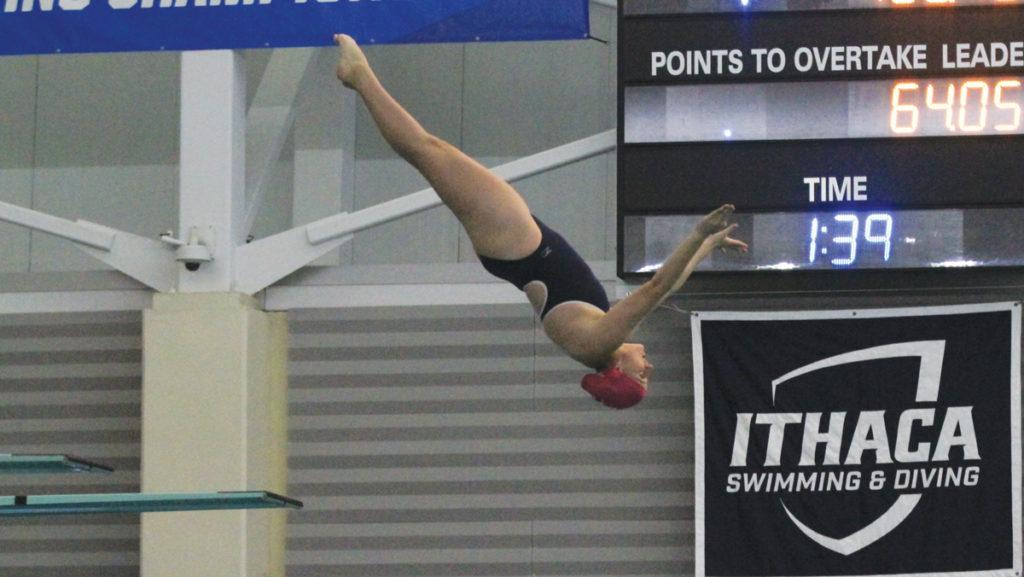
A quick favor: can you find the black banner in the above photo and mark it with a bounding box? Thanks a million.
[693,303,1022,577]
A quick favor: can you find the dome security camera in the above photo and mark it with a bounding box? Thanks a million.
[160,228,213,272]
[176,243,213,272]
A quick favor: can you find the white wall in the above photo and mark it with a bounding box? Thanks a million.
[0,4,618,281]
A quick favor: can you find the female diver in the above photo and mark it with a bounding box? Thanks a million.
[334,34,747,408]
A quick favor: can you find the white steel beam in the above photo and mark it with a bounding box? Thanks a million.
[233,215,352,296]
[75,221,178,293]
[177,50,246,292]
[0,201,179,291]
[0,200,114,251]
[305,129,616,246]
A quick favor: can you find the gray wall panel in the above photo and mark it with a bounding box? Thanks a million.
[0,56,37,273]
[292,48,351,266]
[0,167,32,273]
[252,139,296,244]
[351,161,462,265]
[353,44,465,160]
[0,311,142,576]
[287,302,697,576]
[287,288,1023,577]
[34,53,180,167]
[28,53,179,271]
[351,43,465,265]
[0,56,38,169]
[462,40,612,158]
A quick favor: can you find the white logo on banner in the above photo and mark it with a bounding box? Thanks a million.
[771,341,948,555]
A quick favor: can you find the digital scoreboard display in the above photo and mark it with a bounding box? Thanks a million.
[618,0,1024,275]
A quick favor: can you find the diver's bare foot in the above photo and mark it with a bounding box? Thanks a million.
[334,34,370,89]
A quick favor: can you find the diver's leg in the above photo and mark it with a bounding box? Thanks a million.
[335,34,541,260]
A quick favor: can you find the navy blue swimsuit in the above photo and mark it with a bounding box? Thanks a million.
[478,217,609,319]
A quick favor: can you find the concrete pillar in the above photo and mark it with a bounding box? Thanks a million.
[141,292,288,577]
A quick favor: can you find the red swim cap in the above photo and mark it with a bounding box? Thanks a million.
[580,367,646,409]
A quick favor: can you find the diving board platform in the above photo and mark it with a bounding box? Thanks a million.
[0,491,303,517]
[0,454,114,475]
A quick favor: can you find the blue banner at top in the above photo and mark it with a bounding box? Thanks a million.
[0,0,590,56]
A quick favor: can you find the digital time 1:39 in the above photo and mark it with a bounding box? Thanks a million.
[809,214,894,266]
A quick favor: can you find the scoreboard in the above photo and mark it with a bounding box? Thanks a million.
[617,0,1024,275]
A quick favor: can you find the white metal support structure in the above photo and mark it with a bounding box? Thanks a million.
[0,197,178,292]
[0,125,615,295]
[176,51,247,292]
